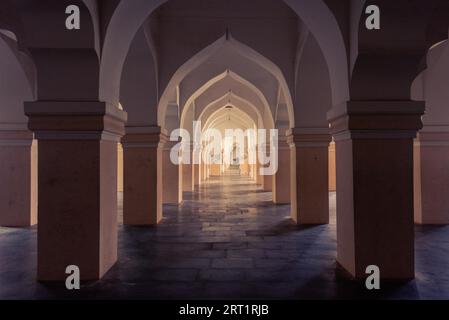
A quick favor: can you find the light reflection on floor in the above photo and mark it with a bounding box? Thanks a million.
[0,176,448,299]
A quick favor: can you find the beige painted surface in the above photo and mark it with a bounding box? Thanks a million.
[193,164,200,190]
[182,163,193,192]
[163,148,182,204]
[123,145,162,225]
[415,137,449,224]
[0,142,37,226]
[273,147,290,204]
[328,142,336,192]
[263,174,272,192]
[117,144,123,192]
[210,164,221,176]
[38,140,118,281]
[293,146,329,224]
[413,141,422,223]
[240,162,250,176]
[336,138,415,279]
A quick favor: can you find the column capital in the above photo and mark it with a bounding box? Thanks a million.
[122,126,168,148]
[25,101,127,142]
[328,100,425,141]
[0,129,34,147]
[417,125,449,147]
[287,128,331,148]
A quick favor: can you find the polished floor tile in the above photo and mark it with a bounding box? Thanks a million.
[1,176,448,299]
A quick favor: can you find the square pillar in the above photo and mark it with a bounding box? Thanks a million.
[414,130,449,224]
[250,154,257,181]
[200,160,205,182]
[122,127,167,225]
[210,164,221,177]
[204,162,209,180]
[263,175,272,192]
[192,142,201,190]
[272,137,290,204]
[288,129,331,224]
[182,163,193,192]
[118,144,124,193]
[25,101,126,281]
[0,129,37,227]
[258,145,272,191]
[256,161,263,185]
[182,143,194,192]
[163,141,182,204]
[240,161,249,176]
[193,164,200,190]
[329,101,424,280]
[329,142,336,192]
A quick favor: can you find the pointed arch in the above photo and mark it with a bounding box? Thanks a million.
[205,109,255,133]
[197,93,265,130]
[100,0,349,110]
[160,35,290,129]
[179,70,275,133]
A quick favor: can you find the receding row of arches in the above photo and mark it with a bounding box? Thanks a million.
[0,0,449,285]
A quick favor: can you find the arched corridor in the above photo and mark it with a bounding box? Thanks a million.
[4,177,449,299]
[2,0,449,301]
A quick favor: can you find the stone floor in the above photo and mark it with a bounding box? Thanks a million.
[1,175,449,299]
